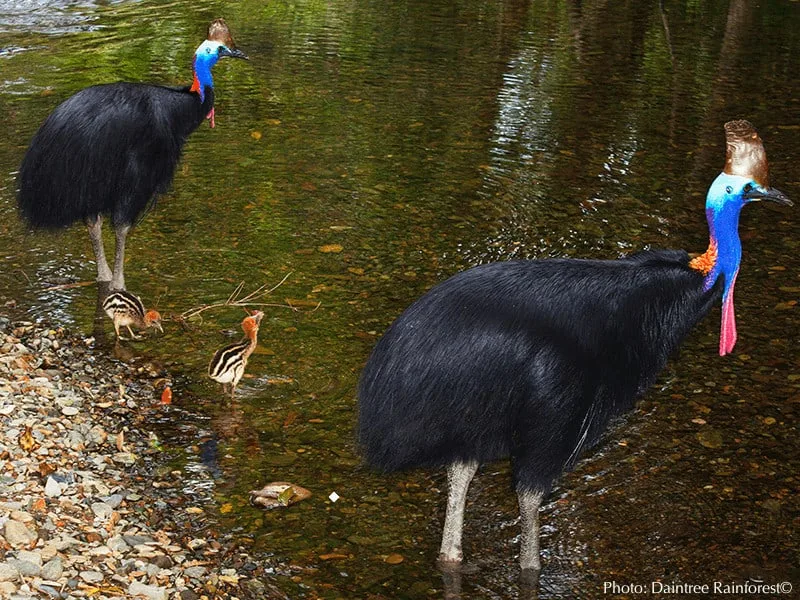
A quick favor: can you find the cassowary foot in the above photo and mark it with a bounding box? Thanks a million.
[519,566,541,590]
[436,556,480,575]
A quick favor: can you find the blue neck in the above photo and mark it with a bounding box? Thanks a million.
[703,174,744,299]
[192,56,214,102]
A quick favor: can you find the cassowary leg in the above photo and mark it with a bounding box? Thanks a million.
[438,461,478,567]
[517,487,544,577]
[111,224,131,291]
[87,216,113,283]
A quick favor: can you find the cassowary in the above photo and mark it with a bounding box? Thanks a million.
[357,121,791,579]
[17,19,247,291]
[208,310,264,399]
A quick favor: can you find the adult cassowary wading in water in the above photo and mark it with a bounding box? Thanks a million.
[358,121,791,583]
[17,19,247,291]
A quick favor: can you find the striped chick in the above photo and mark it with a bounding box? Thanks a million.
[102,290,162,340]
[208,311,264,398]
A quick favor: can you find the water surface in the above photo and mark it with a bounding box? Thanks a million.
[1,1,798,598]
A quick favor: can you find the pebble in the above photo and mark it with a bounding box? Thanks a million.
[107,535,130,553]
[44,476,62,498]
[8,558,40,577]
[128,580,168,600]
[16,550,42,568]
[41,556,63,581]
[0,563,19,582]
[3,520,37,548]
[91,501,114,519]
[79,570,104,583]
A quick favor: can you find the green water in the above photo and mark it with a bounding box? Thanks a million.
[1,1,798,598]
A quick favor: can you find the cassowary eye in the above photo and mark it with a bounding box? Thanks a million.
[725,186,733,194]
[217,46,225,54]
[743,183,753,194]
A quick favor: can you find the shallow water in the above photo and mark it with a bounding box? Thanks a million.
[1,0,798,597]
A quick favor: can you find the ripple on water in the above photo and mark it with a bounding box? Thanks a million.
[0,0,105,36]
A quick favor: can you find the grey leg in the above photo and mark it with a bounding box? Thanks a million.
[517,488,544,574]
[111,223,131,290]
[438,461,479,566]
[87,216,113,282]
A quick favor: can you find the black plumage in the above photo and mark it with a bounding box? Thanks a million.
[359,251,720,488]
[18,83,212,229]
[17,19,245,291]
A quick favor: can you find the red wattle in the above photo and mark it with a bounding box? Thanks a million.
[719,273,738,356]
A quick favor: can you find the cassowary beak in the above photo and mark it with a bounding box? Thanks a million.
[743,185,792,206]
[220,47,248,60]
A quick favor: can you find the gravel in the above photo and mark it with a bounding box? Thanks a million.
[0,315,290,599]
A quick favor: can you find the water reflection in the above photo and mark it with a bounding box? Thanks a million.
[0,0,797,598]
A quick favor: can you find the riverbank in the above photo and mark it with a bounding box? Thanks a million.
[0,313,288,600]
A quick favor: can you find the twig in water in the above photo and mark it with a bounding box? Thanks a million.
[179,273,304,321]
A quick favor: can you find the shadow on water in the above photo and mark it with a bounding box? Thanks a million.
[1,0,798,598]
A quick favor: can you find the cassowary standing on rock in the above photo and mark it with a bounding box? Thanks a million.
[358,121,791,582]
[17,19,247,291]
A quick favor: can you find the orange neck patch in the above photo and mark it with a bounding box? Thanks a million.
[689,240,717,275]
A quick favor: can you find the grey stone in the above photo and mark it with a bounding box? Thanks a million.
[16,550,42,567]
[79,570,103,583]
[91,502,113,519]
[122,534,154,546]
[0,563,19,582]
[103,494,124,509]
[128,581,168,600]
[183,566,207,579]
[8,559,40,577]
[44,477,62,498]
[41,557,63,581]
[106,535,130,553]
[3,520,37,548]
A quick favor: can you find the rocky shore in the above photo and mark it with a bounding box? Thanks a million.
[0,314,287,600]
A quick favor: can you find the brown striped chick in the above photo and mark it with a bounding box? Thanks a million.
[102,290,163,340]
[208,311,264,398]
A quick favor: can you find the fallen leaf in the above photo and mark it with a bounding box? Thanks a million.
[697,429,723,449]
[116,431,125,452]
[318,244,343,254]
[220,503,233,514]
[160,387,172,405]
[265,118,281,126]
[38,461,56,478]
[250,131,262,140]
[319,553,349,561]
[250,482,312,510]
[18,426,38,453]
[283,411,299,428]
[384,553,404,564]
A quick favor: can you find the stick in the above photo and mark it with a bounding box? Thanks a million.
[179,273,302,320]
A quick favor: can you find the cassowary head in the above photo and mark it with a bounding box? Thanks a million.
[191,18,248,102]
[696,120,792,355]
